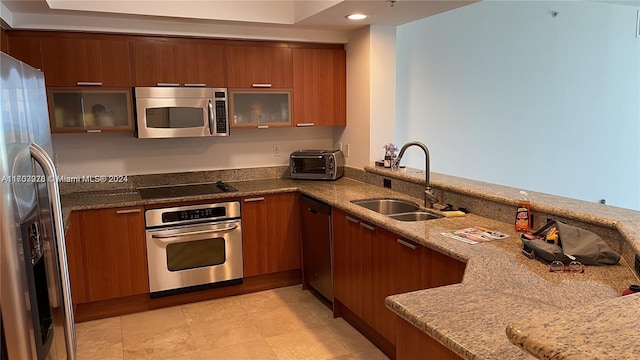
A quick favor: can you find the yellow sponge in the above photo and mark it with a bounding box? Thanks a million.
[442,210,466,217]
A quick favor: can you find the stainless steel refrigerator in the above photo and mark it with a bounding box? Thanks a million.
[1,52,76,359]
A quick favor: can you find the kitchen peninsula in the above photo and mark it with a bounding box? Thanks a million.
[60,166,640,360]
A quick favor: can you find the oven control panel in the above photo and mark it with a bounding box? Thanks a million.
[145,201,241,228]
[162,207,226,223]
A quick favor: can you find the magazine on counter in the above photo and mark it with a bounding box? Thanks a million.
[440,226,509,244]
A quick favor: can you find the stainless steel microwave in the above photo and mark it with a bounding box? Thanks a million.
[134,87,229,138]
[290,150,345,180]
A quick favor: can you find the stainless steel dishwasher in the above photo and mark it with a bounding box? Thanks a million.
[300,195,333,303]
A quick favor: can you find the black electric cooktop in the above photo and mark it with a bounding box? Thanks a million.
[137,181,237,200]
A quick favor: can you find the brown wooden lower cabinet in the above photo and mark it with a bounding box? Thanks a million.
[333,209,365,317]
[396,315,463,360]
[333,208,467,358]
[241,193,301,277]
[65,211,86,305]
[66,207,149,304]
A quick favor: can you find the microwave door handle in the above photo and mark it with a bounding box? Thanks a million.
[208,100,214,135]
[29,143,76,360]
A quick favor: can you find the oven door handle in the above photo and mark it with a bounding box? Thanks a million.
[151,224,238,241]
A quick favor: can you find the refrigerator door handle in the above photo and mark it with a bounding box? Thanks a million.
[30,142,77,360]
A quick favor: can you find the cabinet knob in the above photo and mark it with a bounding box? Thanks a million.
[251,83,272,88]
[184,83,206,87]
[296,123,315,127]
[156,83,180,87]
[257,125,269,129]
[244,197,265,202]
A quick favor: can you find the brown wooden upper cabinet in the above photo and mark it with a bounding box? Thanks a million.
[130,39,226,87]
[130,40,178,86]
[40,36,131,87]
[178,42,226,87]
[1,28,9,53]
[292,48,346,127]
[5,32,43,70]
[226,45,293,89]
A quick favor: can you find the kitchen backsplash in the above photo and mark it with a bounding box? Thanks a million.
[52,127,336,177]
[57,166,291,194]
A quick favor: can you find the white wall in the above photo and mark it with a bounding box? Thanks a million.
[369,26,397,163]
[339,26,371,168]
[339,25,397,168]
[52,127,334,176]
[396,1,640,210]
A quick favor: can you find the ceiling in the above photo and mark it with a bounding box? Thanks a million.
[0,0,477,43]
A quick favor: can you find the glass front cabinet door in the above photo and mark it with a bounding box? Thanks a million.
[229,90,292,128]
[47,88,134,133]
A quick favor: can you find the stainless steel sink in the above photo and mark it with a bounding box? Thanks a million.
[388,211,441,222]
[351,198,442,222]
[352,199,419,215]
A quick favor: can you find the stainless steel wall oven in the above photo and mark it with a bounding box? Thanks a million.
[144,201,243,297]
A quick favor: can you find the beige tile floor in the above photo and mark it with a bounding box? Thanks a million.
[75,285,390,360]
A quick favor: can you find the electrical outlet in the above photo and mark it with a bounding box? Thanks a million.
[383,179,392,188]
[338,142,343,151]
[273,144,280,157]
[345,144,350,157]
[637,10,640,38]
[635,254,640,277]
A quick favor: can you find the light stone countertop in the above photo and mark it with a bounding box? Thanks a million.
[60,173,640,360]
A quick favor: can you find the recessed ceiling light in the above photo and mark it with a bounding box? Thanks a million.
[346,13,368,21]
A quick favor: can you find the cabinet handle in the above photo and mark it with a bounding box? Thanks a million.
[296,123,315,127]
[156,83,179,87]
[345,216,359,224]
[244,197,265,202]
[86,129,102,133]
[116,209,141,215]
[257,125,269,129]
[184,83,206,87]
[397,239,417,250]
[76,81,102,86]
[251,83,272,88]
[360,223,375,231]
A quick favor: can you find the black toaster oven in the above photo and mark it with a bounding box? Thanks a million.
[289,150,345,180]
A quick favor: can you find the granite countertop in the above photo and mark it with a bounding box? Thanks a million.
[60,175,640,360]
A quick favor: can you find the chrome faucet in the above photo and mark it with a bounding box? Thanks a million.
[392,141,438,208]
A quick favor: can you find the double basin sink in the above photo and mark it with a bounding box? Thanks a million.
[352,199,441,222]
